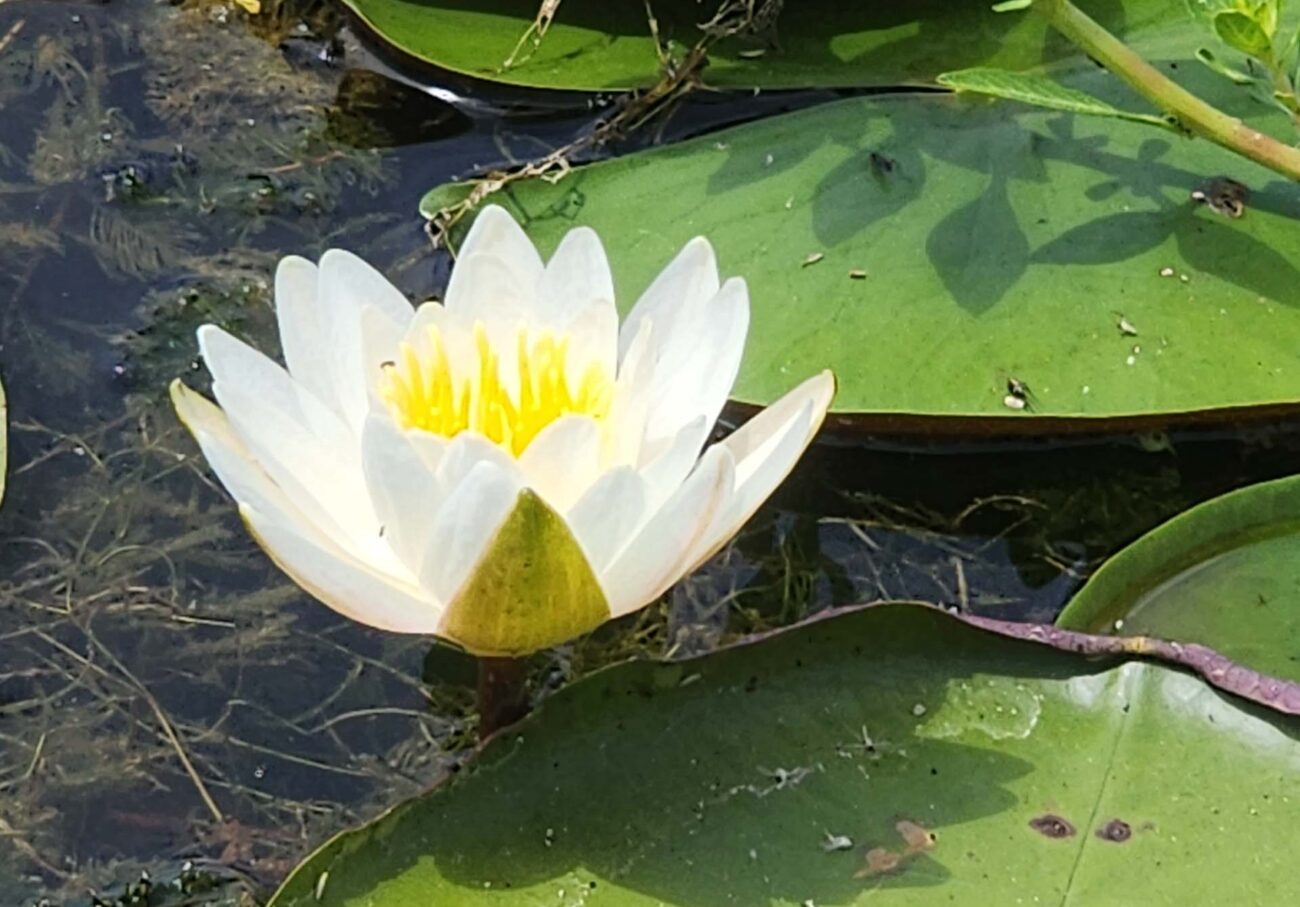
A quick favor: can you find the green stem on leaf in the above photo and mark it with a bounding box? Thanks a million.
[476,656,531,741]
[1036,0,1300,180]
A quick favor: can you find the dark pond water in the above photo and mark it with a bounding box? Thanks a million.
[4,1,1300,903]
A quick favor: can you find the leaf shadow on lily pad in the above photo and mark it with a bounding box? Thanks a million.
[306,612,1068,907]
[1031,205,1300,304]
[927,172,1030,314]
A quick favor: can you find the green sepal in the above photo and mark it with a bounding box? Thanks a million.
[439,489,610,657]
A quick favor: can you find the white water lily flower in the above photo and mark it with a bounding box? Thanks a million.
[172,205,835,656]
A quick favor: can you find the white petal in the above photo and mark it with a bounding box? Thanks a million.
[319,248,415,331]
[405,430,447,476]
[689,371,835,571]
[642,276,749,444]
[359,304,409,411]
[447,205,543,320]
[603,317,655,466]
[401,301,480,391]
[420,461,523,603]
[537,226,615,327]
[198,326,379,550]
[565,467,649,574]
[561,296,619,393]
[242,504,442,634]
[318,250,413,429]
[452,205,543,285]
[443,251,537,327]
[172,380,344,552]
[434,432,521,498]
[274,256,334,407]
[360,414,441,573]
[600,445,736,616]
[619,236,719,360]
[727,371,834,486]
[200,324,349,447]
[516,415,603,513]
[636,415,712,509]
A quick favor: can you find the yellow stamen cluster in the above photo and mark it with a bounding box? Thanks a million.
[380,322,614,457]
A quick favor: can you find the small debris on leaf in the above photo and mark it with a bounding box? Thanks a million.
[1115,314,1138,336]
[1158,266,1175,278]
[822,832,854,852]
[848,268,867,280]
[1096,819,1133,842]
[802,252,824,268]
[896,819,936,852]
[1029,814,1076,839]
[1191,176,1248,218]
[854,847,901,878]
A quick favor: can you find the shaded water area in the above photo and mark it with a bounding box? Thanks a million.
[4,1,1300,903]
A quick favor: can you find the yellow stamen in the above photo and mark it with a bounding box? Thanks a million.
[379,321,614,457]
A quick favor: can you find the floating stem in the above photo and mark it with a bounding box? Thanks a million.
[1036,0,1300,180]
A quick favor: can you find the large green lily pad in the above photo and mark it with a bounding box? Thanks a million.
[346,0,1197,91]
[1057,475,1300,683]
[423,84,1300,433]
[269,604,1300,906]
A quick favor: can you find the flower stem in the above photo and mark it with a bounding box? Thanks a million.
[476,656,531,740]
[1036,0,1300,180]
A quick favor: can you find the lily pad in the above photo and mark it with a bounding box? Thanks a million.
[422,84,1300,434]
[346,0,1197,91]
[268,604,1300,906]
[1057,475,1300,683]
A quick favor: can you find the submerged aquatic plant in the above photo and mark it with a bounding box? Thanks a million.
[172,205,834,659]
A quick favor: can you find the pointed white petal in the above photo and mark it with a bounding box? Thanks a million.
[360,414,441,573]
[442,252,535,324]
[560,295,619,393]
[401,301,480,392]
[600,445,735,617]
[447,205,543,312]
[198,326,379,550]
[318,248,415,330]
[636,414,712,509]
[172,380,345,551]
[537,226,615,327]
[619,236,719,360]
[516,415,603,513]
[318,250,413,429]
[405,430,447,476]
[420,461,523,602]
[274,256,334,407]
[603,317,655,466]
[359,304,409,412]
[242,503,442,634]
[642,276,749,443]
[434,432,521,499]
[726,371,834,487]
[565,467,649,574]
[688,371,835,571]
[457,205,545,274]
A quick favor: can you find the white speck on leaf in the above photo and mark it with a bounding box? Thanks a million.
[822,832,854,852]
